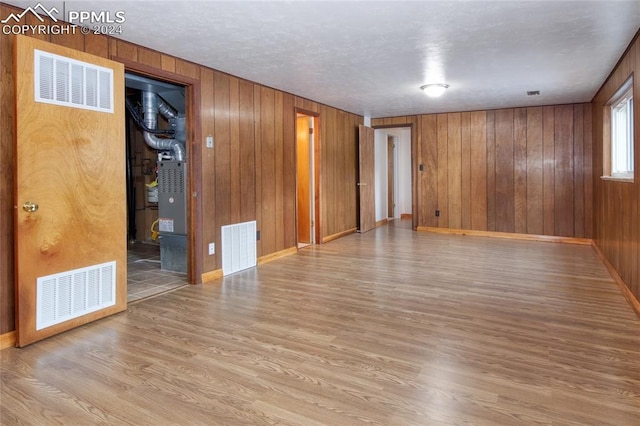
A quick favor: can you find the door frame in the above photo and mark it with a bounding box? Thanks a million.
[112,57,202,284]
[372,124,416,229]
[294,108,321,246]
[387,135,395,219]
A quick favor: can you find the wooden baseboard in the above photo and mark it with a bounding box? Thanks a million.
[201,269,223,283]
[400,213,412,219]
[1,331,16,350]
[322,227,357,244]
[416,227,593,245]
[591,241,640,319]
[201,248,297,282]
[375,218,388,228]
[258,247,297,265]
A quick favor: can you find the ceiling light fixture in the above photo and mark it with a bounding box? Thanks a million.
[420,83,449,97]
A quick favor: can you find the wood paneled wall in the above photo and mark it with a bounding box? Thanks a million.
[592,32,640,303]
[0,4,362,334]
[373,104,593,237]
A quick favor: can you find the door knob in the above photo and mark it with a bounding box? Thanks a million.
[22,201,39,212]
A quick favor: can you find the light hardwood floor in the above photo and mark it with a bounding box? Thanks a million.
[2,221,639,425]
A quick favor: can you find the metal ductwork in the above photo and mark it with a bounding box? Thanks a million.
[141,90,186,161]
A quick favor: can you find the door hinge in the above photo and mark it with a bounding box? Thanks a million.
[309,128,314,135]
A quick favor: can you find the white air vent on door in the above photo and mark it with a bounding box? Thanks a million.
[222,221,257,276]
[34,49,114,113]
[36,261,116,330]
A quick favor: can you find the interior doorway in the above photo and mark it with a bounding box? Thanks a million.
[124,73,189,302]
[373,127,412,226]
[296,113,319,248]
[387,135,396,219]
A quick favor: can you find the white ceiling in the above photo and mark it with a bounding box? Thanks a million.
[6,1,640,118]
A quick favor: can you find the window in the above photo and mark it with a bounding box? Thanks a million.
[605,77,634,180]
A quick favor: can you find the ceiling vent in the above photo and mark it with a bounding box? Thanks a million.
[527,90,540,96]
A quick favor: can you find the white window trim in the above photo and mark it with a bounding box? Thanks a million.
[603,76,634,182]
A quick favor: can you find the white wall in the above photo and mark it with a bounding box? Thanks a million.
[373,127,412,222]
[374,129,388,222]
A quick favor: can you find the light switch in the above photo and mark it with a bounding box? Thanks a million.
[206,135,214,148]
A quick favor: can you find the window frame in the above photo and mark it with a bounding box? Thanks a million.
[603,76,634,182]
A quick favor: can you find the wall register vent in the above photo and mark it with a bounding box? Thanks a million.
[222,221,257,276]
[35,49,113,113]
[36,261,116,330]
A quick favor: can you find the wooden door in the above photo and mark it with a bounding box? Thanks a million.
[387,136,395,218]
[296,116,311,244]
[14,35,126,346]
[358,125,375,233]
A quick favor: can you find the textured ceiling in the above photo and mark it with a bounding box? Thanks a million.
[5,1,640,118]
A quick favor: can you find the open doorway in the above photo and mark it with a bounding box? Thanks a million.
[374,127,412,226]
[124,73,189,302]
[296,112,320,248]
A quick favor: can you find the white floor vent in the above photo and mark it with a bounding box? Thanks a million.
[36,261,116,330]
[221,221,257,276]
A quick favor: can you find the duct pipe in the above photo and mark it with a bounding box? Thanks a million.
[158,98,178,120]
[141,91,186,162]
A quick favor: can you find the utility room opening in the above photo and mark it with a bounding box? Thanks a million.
[124,72,189,302]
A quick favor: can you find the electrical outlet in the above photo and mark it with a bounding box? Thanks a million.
[435,210,440,217]
[208,242,215,255]
[206,135,214,148]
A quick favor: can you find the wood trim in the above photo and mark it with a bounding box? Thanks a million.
[202,247,297,281]
[375,218,388,228]
[201,269,223,283]
[0,331,16,350]
[258,247,297,265]
[592,242,640,319]
[416,227,593,245]
[322,227,357,243]
[111,56,203,284]
[294,107,320,117]
[401,213,413,219]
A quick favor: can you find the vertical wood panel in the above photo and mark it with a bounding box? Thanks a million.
[495,109,515,233]
[526,107,544,235]
[260,87,276,255]
[554,105,574,237]
[460,112,471,230]
[0,5,16,333]
[175,59,200,80]
[253,85,263,256]
[238,81,256,224]
[214,73,231,237]
[229,77,241,224]
[83,33,109,58]
[469,111,487,231]
[137,47,162,68]
[486,110,496,231]
[542,106,555,236]
[200,68,216,271]
[447,113,462,229]
[514,108,528,234]
[583,103,593,238]
[115,40,137,61]
[573,104,585,238]
[161,55,175,73]
[283,94,296,249]
[437,114,449,227]
[420,115,438,227]
[274,92,284,251]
